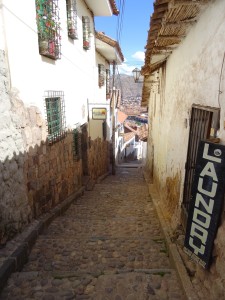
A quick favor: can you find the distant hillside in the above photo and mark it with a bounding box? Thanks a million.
[113,74,143,103]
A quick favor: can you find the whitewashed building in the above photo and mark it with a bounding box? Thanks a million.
[0,0,119,245]
[1,0,119,131]
[142,0,225,298]
[88,31,124,142]
[115,110,128,163]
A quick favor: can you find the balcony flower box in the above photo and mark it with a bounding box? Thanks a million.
[68,26,78,39]
[36,0,61,60]
[39,39,60,60]
[83,40,90,50]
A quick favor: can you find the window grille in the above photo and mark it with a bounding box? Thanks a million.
[106,69,110,96]
[66,0,78,39]
[36,0,61,60]
[98,64,105,87]
[73,126,81,161]
[82,16,90,50]
[44,91,66,144]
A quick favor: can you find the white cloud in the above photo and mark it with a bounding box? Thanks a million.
[131,51,145,62]
[118,63,136,76]
[117,51,145,75]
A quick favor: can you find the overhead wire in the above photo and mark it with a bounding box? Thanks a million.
[113,1,143,113]
[116,63,139,108]
[112,0,125,90]
[116,64,123,95]
[115,0,125,84]
[115,0,139,102]
[114,0,140,105]
[116,0,125,45]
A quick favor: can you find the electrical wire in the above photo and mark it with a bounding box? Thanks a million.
[117,0,125,45]
[115,64,141,107]
[112,0,126,91]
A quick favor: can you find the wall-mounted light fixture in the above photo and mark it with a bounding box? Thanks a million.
[132,67,141,83]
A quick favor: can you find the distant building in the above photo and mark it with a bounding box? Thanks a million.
[88,31,124,142]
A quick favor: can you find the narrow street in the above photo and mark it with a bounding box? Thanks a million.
[0,167,185,300]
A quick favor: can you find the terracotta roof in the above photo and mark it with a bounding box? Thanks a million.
[124,122,148,141]
[124,123,137,133]
[137,124,148,141]
[124,132,135,143]
[95,31,124,62]
[118,110,128,124]
[141,0,210,105]
[109,0,119,15]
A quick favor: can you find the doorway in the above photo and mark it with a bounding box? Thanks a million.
[181,105,220,228]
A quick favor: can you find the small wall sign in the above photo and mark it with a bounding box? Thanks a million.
[92,108,107,120]
[184,141,225,269]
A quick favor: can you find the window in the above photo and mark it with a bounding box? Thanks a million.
[106,69,110,96]
[36,0,61,60]
[82,16,90,50]
[66,0,78,39]
[44,91,66,143]
[98,64,105,87]
[73,126,81,161]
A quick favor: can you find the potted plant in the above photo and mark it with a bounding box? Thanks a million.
[36,0,61,59]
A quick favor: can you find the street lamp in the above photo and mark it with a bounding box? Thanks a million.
[132,67,141,83]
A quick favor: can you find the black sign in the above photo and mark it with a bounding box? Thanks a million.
[184,141,225,269]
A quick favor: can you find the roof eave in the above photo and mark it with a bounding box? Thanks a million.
[95,32,124,64]
[142,0,209,75]
[85,0,118,16]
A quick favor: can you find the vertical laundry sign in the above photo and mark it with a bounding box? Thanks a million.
[184,141,225,269]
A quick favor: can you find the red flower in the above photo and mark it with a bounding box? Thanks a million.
[83,40,89,48]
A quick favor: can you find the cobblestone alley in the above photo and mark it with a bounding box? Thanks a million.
[0,167,185,300]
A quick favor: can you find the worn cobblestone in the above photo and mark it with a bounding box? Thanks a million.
[0,167,185,299]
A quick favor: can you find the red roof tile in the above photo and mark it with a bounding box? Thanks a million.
[118,110,128,124]
[109,0,119,15]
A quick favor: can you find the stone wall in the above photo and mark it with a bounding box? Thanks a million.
[0,49,32,244]
[87,138,110,180]
[26,133,83,218]
[0,48,83,244]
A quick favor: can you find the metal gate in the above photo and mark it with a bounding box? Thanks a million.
[181,105,220,228]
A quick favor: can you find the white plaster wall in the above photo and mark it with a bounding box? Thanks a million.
[2,0,97,128]
[149,0,225,203]
[88,103,111,140]
[95,52,110,102]
[88,52,111,141]
[124,136,136,158]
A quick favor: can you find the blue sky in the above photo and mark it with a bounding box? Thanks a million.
[95,1,154,75]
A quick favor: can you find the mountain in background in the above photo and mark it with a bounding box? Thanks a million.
[112,74,147,115]
[114,74,142,99]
